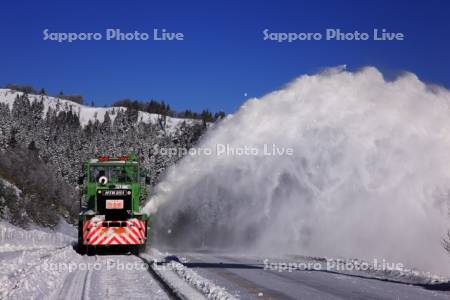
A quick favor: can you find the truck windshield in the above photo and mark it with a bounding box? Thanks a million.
[90,165,138,183]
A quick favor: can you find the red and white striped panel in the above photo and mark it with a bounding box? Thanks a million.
[83,218,147,246]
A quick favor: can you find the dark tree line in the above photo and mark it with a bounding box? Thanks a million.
[5,84,40,95]
[112,98,226,123]
[113,99,172,116]
[56,91,85,105]
[5,83,84,104]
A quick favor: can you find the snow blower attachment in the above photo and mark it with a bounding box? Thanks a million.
[77,154,151,255]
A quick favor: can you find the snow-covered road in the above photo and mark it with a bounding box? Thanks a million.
[55,253,170,300]
[2,222,450,300]
[0,246,170,300]
[0,222,218,300]
[0,222,175,299]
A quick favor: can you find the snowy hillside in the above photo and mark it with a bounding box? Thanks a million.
[0,88,207,227]
[0,89,193,131]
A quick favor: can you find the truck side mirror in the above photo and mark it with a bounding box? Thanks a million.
[78,176,85,185]
[145,176,151,185]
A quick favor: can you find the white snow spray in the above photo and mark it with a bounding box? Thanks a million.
[144,66,450,275]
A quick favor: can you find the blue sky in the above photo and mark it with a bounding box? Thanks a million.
[1,0,449,113]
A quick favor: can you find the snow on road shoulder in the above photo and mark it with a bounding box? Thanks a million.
[323,256,450,285]
[0,221,75,253]
[262,254,450,286]
[0,221,80,299]
[0,246,90,299]
[142,249,237,300]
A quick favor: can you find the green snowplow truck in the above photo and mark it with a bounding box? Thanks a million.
[77,154,150,255]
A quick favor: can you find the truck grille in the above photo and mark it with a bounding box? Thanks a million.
[97,189,132,219]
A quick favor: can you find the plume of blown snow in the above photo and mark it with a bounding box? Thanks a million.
[144,66,450,275]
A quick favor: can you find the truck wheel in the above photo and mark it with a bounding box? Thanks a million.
[130,246,139,256]
[77,243,86,255]
[77,222,86,255]
[86,246,96,256]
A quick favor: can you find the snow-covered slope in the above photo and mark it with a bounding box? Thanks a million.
[0,89,191,130]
